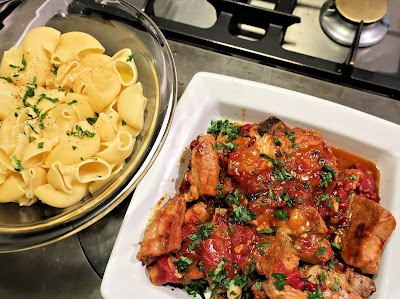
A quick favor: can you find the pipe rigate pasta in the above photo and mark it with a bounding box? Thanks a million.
[0,27,147,208]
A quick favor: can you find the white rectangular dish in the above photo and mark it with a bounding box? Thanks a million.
[101,72,400,299]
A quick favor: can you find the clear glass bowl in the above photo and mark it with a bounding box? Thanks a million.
[0,0,177,252]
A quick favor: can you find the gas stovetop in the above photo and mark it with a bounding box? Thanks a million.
[136,0,400,98]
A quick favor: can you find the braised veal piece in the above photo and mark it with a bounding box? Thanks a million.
[137,117,396,298]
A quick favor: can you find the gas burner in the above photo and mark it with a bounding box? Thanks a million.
[319,0,390,47]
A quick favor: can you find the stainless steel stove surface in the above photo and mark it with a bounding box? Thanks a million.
[0,0,399,298]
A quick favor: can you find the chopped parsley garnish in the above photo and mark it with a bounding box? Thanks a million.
[80,157,84,161]
[184,279,207,299]
[38,94,59,103]
[13,156,23,172]
[319,194,331,202]
[30,76,37,86]
[327,259,335,270]
[318,271,327,288]
[72,146,77,150]
[349,174,357,180]
[0,76,12,83]
[14,112,18,117]
[308,285,325,299]
[209,258,229,284]
[233,273,251,288]
[86,112,100,125]
[121,119,126,126]
[331,277,340,292]
[318,163,336,188]
[232,206,255,223]
[67,99,77,105]
[226,189,240,205]
[260,153,281,167]
[198,261,205,271]
[274,209,288,220]
[216,184,222,190]
[255,281,263,292]
[280,166,293,180]
[259,228,277,234]
[281,193,304,208]
[300,226,315,236]
[286,131,296,142]
[52,64,59,75]
[226,141,238,151]
[292,143,299,149]
[228,220,235,235]
[315,246,326,256]
[260,153,293,182]
[271,273,286,291]
[207,119,241,142]
[69,125,95,139]
[28,123,38,134]
[331,242,342,250]
[9,64,20,69]
[336,196,342,203]
[232,262,238,273]
[20,55,26,71]
[175,255,193,273]
[126,53,134,62]
[274,137,281,146]
[38,142,44,149]
[258,242,271,254]
[268,186,276,200]
[187,224,214,251]
[249,257,256,273]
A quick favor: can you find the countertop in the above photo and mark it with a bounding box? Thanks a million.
[0,40,399,299]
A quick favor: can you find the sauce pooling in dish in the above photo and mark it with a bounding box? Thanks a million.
[137,116,395,298]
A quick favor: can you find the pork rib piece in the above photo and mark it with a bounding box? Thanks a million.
[137,195,186,265]
[340,195,396,274]
[190,134,220,197]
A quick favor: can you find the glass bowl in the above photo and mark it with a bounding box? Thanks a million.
[0,0,177,252]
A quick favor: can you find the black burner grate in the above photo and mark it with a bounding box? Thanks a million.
[141,0,399,99]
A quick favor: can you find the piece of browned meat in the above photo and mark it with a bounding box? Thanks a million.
[253,230,299,277]
[137,195,186,265]
[276,127,337,176]
[262,280,308,299]
[340,195,396,274]
[251,282,267,299]
[189,134,220,197]
[300,264,367,299]
[346,268,376,298]
[294,234,334,264]
[257,116,287,136]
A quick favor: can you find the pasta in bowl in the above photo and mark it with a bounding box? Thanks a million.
[0,3,176,252]
[0,27,146,208]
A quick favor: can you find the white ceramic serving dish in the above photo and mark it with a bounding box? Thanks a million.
[101,72,400,299]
